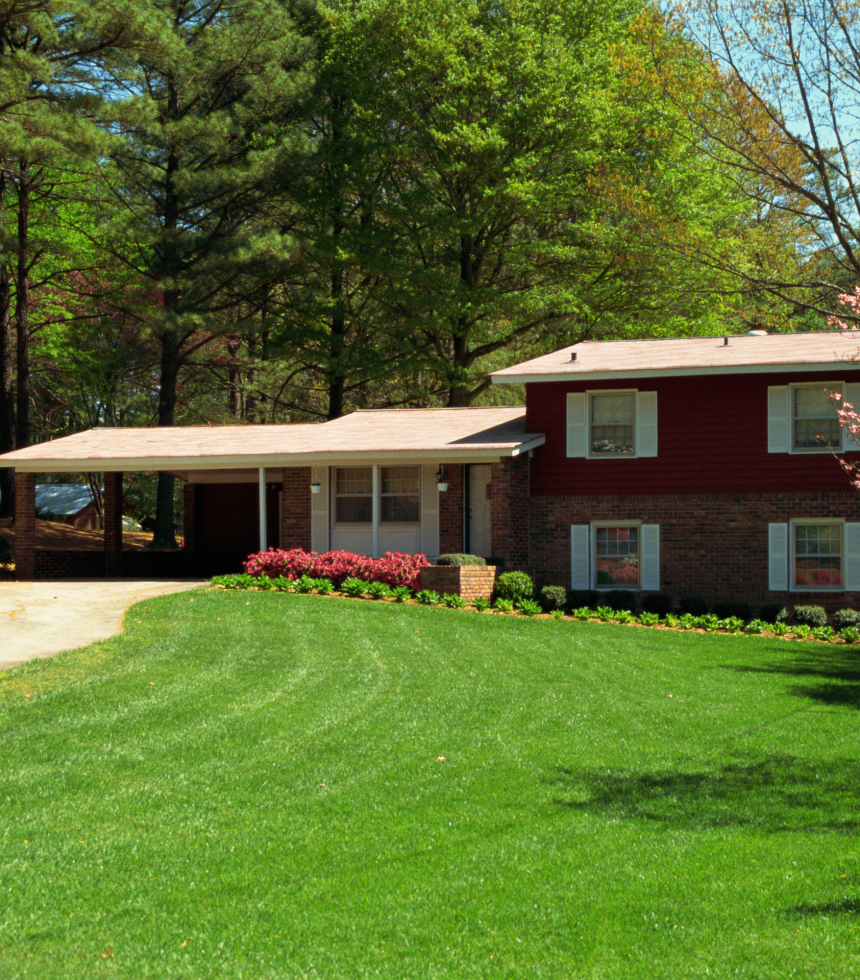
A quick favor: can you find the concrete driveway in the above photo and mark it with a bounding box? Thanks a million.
[0,580,207,670]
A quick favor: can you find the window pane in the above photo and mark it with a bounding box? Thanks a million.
[381,466,419,495]
[794,524,842,587]
[794,388,840,450]
[591,394,635,455]
[595,526,640,586]
[794,388,831,417]
[592,393,634,425]
[382,496,419,523]
[336,497,372,523]
[336,468,372,495]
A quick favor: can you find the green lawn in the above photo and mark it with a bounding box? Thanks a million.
[1,591,859,979]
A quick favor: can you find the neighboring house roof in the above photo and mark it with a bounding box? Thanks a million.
[491,331,860,384]
[35,484,97,516]
[0,407,544,474]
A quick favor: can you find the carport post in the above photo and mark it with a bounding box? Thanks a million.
[104,472,123,576]
[258,467,267,552]
[14,471,35,580]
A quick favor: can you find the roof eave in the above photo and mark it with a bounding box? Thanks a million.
[491,361,860,384]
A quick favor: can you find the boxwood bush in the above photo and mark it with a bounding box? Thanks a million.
[435,554,487,566]
[758,603,789,624]
[494,571,534,602]
[601,589,637,613]
[712,600,752,622]
[538,585,567,612]
[566,589,598,612]
[793,604,828,627]
[833,608,860,630]
[641,592,673,617]
[679,595,709,616]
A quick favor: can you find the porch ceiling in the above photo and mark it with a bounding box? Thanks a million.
[1,407,545,474]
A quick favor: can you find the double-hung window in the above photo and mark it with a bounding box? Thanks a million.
[334,466,420,525]
[571,522,660,591]
[769,520,860,591]
[768,382,860,453]
[594,525,640,586]
[566,390,658,458]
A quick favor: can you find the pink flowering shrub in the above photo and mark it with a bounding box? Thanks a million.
[243,548,429,588]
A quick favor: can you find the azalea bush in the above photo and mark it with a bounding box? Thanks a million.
[243,547,429,588]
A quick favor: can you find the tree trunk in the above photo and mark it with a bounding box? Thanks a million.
[327,203,346,419]
[14,160,30,450]
[0,172,15,519]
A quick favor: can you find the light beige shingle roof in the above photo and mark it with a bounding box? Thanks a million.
[491,331,860,383]
[1,407,543,472]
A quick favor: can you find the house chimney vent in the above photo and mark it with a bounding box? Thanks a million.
[747,330,767,336]
[570,351,577,362]
[723,336,729,346]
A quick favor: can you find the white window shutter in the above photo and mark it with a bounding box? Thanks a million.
[570,525,590,589]
[637,392,658,457]
[311,466,330,553]
[640,524,660,590]
[768,523,789,591]
[844,523,860,591]
[421,464,440,559]
[841,384,860,451]
[567,393,587,458]
[767,386,790,453]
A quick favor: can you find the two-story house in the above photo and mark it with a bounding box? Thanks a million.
[3,331,860,610]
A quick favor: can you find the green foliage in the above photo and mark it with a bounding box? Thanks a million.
[791,624,812,640]
[663,614,680,629]
[770,622,791,637]
[695,614,721,632]
[638,612,660,626]
[341,577,369,597]
[596,606,615,622]
[758,604,789,625]
[442,593,467,609]
[391,586,413,603]
[839,626,860,644]
[294,574,317,594]
[494,598,515,614]
[538,585,568,612]
[602,590,638,613]
[833,608,860,630]
[549,609,566,621]
[516,599,542,617]
[436,554,486,566]
[744,619,767,635]
[678,614,698,630]
[567,590,599,612]
[793,605,828,628]
[471,597,492,612]
[313,577,335,595]
[415,589,440,605]
[721,617,745,633]
[366,581,393,600]
[811,625,835,642]
[494,571,533,603]
[570,607,594,621]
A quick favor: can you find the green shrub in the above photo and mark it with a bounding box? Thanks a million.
[538,585,567,612]
[472,597,492,612]
[679,595,709,616]
[833,608,860,630]
[713,600,752,622]
[722,617,745,633]
[695,614,721,632]
[567,589,598,612]
[313,577,335,595]
[770,622,791,637]
[570,606,593,621]
[641,593,673,617]
[791,624,811,639]
[341,577,368,597]
[366,581,393,600]
[758,603,789,624]
[793,605,828,627]
[596,606,615,622]
[517,598,542,617]
[494,598,515,614]
[415,589,440,605]
[391,586,412,603]
[495,571,533,602]
[436,554,486,566]
[638,612,660,626]
[744,619,768,635]
[601,589,637,613]
[614,609,636,624]
[442,593,467,609]
[549,609,565,621]
[811,625,835,641]
[839,626,860,643]
[663,614,679,629]
[678,614,697,630]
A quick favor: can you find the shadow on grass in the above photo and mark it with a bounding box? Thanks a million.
[788,898,860,917]
[549,756,860,833]
[730,647,860,710]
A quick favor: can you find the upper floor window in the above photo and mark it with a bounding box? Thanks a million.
[793,385,841,452]
[566,390,658,459]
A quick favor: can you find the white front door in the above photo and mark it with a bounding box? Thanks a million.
[469,464,492,557]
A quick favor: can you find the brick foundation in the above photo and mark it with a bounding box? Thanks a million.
[14,472,35,580]
[418,564,498,600]
[528,491,860,614]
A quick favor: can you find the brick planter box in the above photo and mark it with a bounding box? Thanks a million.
[417,564,498,600]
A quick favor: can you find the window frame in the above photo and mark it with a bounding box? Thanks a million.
[333,466,373,526]
[586,389,638,459]
[789,381,842,455]
[591,520,642,590]
[332,465,422,527]
[791,518,844,591]
[380,465,421,525]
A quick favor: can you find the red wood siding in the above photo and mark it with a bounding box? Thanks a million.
[525,370,860,496]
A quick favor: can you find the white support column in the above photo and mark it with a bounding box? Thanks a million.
[258,467,268,552]
[372,463,380,558]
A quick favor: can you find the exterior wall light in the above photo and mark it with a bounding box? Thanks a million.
[436,465,448,492]
[310,482,322,494]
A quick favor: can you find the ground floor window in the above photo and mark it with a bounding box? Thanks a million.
[594,525,640,587]
[793,522,842,589]
[334,466,420,524]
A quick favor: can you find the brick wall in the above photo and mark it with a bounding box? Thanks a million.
[32,550,190,580]
[528,490,860,613]
[282,467,312,551]
[490,455,530,571]
[183,483,196,551]
[439,464,465,555]
[418,564,498,599]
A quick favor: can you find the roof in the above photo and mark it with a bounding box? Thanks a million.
[0,407,544,474]
[491,331,860,383]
